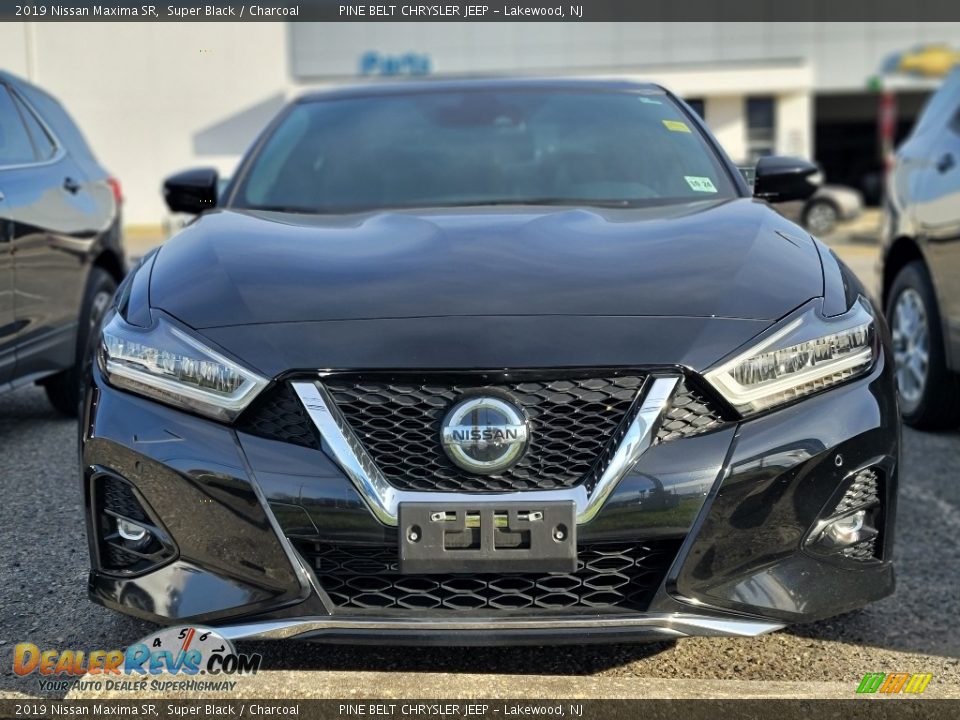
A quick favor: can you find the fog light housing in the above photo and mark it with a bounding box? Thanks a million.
[117,518,149,543]
[805,466,884,563]
[824,510,866,544]
[90,471,177,576]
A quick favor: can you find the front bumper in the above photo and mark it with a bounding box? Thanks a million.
[81,355,898,645]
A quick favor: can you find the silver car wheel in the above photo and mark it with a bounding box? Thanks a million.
[805,201,838,236]
[892,287,930,407]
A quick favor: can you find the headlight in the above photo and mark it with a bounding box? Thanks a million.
[705,298,877,415]
[99,313,267,422]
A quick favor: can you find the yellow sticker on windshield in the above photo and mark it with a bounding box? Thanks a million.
[685,176,718,193]
[663,120,691,133]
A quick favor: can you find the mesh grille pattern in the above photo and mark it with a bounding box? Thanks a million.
[842,539,877,561]
[324,375,645,493]
[94,474,175,574]
[655,380,725,444]
[834,468,880,515]
[103,544,143,568]
[101,475,148,522]
[238,384,321,450]
[297,540,681,612]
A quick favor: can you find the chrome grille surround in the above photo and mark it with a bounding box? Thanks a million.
[292,375,680,526]
[323,374,645,493]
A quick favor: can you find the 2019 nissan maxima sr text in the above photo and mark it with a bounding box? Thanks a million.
[82,80,898,645]
[0,70,124,414]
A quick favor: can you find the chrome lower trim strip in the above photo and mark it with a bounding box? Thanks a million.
[214,613,783,641]
[292,375,680,527]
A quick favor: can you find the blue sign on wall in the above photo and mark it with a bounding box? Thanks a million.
[360,51,432,76]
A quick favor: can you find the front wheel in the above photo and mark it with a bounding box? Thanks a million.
[887,260,960,429]
[43,267,116,417]
[802,199,839,236]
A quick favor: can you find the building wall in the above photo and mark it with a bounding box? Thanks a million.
[777,92,813,158]
[705,96,747,162]
[290,22,960,90]
[1,22,292,225]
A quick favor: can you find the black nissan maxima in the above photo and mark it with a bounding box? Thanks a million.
[82,79,898,645]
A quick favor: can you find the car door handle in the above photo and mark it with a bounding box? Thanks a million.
[63,177,81,193]
[936,153,955,173]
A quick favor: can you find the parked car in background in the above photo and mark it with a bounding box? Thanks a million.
[777,184,863,236]
[82,79,898,645]
[882,67,960,428]
[0,70,124,414]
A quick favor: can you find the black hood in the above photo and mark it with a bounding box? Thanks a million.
[149,199,822,329]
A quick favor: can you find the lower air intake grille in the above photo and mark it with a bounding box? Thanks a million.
[296,539,682,613]
[238,383,321,450]
[101,475,148,522]
[655,380,725,444]
[323,374,646,493]
[842,539,878,561]
[93,473,176,576]
[834,468,880,515]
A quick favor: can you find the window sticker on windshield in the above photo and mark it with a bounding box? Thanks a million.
[662,120,691,133]
[685,176,718,193]
[639,97,663,105]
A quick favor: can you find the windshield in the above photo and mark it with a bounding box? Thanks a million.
[232,88,738,214]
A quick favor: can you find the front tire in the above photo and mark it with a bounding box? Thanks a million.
[43,267,116,417]
[803,199,839,236]
[887,260,960,429]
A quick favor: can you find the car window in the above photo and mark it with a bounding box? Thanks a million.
[234,89,737,214]
[13,93,56,161]
[0,85,36,166]
[913,69,960,137]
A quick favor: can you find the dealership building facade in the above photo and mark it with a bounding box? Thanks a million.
[0,21,957,226]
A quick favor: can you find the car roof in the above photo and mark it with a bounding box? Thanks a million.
[295,77,667,103]
[0,68,104,172]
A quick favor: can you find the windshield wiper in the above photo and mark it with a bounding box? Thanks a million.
[247,204,319,214]
[447,198,636,208]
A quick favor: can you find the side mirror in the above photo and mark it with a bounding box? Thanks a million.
[163,168,219,214]
[753,156,821,203]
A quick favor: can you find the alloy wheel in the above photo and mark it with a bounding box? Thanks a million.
[892,287,930,407]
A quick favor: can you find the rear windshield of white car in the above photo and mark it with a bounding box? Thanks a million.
[233,88,739,214]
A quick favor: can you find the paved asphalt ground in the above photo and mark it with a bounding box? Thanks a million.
[1,231,958,700]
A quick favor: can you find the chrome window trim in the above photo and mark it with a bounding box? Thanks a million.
[0,82,66,171]
[212,613,783,642]
[291,375,679,527]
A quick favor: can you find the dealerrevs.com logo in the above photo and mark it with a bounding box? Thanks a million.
[856,672,933,695]
[13,626,261,693]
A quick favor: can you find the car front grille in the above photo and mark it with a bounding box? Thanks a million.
[237,372,728,494]
[323,373,646,493]
[655,379,726,444]
[295,539,682,613]
[237,383,321,450]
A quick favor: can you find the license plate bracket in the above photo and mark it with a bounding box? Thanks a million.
[398,501,576,574]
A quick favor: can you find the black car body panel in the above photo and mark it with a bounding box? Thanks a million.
[83,79,898,644]
[0,70,123,393]
[150,200,822,328]
[199,316,770,380]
